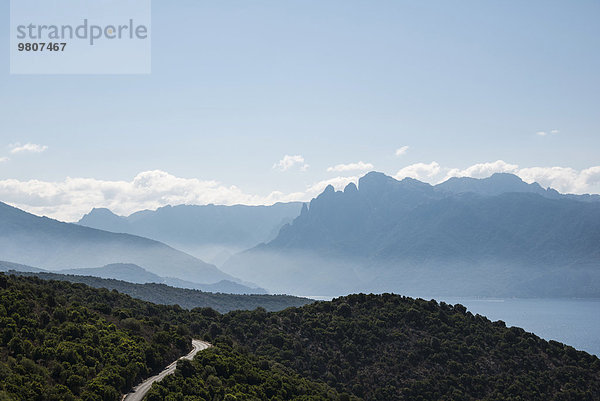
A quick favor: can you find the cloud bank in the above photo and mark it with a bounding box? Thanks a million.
[0,170,353,222]
[327,161,373,172]
[1,161,599,222]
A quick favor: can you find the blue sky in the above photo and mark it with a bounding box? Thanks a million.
[0,0,599,220]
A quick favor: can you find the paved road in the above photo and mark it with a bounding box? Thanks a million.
[122,339,211,401]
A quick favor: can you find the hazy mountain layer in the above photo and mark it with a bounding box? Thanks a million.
[223,172,600,297]
[0,201,237,285]
[78,202,301,265]
[8,271,309,312]
[0,260,264,294]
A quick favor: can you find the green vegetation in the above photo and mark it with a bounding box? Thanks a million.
[146,344,345,401]
[1,273,599,401]
[0,274,193,401]
[215,294,600,400]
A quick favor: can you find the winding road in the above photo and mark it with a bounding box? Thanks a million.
[122,339,212,401]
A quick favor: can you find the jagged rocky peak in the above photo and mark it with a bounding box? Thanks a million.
[300,203,309,215]
[344,182,358,193]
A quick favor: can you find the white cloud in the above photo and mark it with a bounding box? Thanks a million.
[444,160,519,180]
[0,170,368,222]
[327,161,374,173]
[2,163,599,223]
[516,166,600,194]
[394,162,440,181]
[273,155,309,172]
[0,170,303,222]
[0,157,8,163]
[536,131,547,137]
[10,143,48,154]
[551,129,559,134]
[395,146,409,156]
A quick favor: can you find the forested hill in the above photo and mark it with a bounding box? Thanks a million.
[1,274,599,401]
[10,270,311,313]
[209,294,600,400]
[0,273,195,400]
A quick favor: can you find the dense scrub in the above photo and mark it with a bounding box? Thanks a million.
[146,344,348,401]
[2,273,600,401]
[0,274,195,401]
[217,294,600,400]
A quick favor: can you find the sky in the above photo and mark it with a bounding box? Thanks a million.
[0,0,599,221]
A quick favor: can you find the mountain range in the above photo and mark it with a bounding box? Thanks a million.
[78,202,301,265]
[0,201,248,289]
[223,172,600,297]
[2,172,599,298]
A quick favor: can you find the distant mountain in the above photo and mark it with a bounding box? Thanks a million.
[0,260,46,273]
[0,260,265,294]
[59,263,163,284]
[437,173,552,197]
[78,202,302,265]
[438,172,600,202]
[0,201,238,286]
[223,172,600,297]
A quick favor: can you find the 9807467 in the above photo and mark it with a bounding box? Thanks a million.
[17,42,67,51]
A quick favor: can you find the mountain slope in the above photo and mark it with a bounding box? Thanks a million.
[78,202,302,265]
[0,274,193,401]
[0,201,236,285]
[223,172,600,297]
[218,294,600,400]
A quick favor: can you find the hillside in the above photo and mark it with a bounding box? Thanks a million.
[2,274,599,400]
[9,270,311,313]
[0,201,237,286]
[78,202,302,265]
[212,293,600,400]
[223,172,600,297]
[0,274,193,401]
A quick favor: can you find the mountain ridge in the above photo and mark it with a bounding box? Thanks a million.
[223,172,600,297]
[78,202,302,265]
[0,201,239,286]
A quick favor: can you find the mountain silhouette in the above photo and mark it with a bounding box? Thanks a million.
[223,172,600,297]
[78,202,301,265]
[0,201,239,286]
